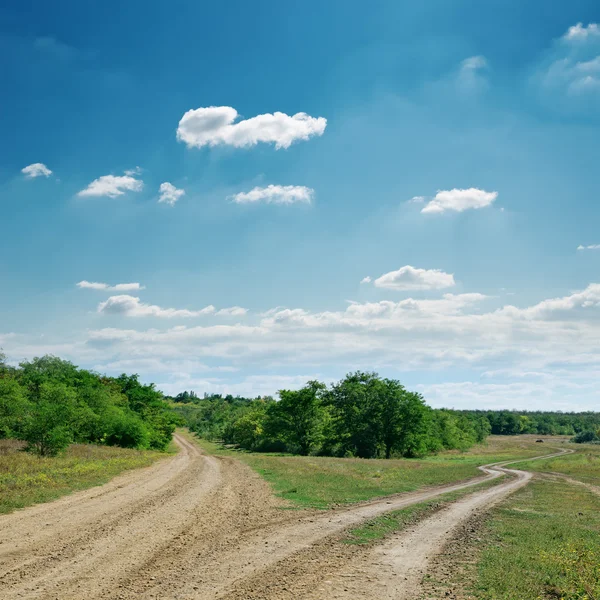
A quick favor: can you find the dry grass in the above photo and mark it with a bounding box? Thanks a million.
[0,439,166,514]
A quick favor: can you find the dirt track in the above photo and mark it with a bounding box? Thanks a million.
[0,434,569,600]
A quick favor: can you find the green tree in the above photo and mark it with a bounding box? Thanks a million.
[266,381,326,455]
[327,372,388,458]
[23,382,78,456]
[0,377,31,438]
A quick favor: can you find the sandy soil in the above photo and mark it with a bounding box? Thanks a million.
[0,434,568,600]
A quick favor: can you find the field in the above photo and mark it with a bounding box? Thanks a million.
[194,435,564,508]
[0,439,167,514]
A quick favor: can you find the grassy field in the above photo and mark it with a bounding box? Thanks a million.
[196,435,562,508]
[0,439,167,514]
[514,442,600,486]
[471,478,600,600]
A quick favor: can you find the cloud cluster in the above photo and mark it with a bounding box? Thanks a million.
[177,106,327,150]
[158,182,185,206]
[22,163,52,178]
[77,281,144,292]
[540,22,600,100]
[367,266,455,291]
[5,282,600,408]
[577,244,600,251]
[230,185,314,205]
[421,188,498,214]
[78,173,143,198]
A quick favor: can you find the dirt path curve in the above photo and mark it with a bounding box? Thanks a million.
[0,435,571,600]
[284,450,573,600]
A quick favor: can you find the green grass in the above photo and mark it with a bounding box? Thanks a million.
[345,475,508,545]
[0,439,167,514]
[472,478,600,600]
[513,443,600,487]
[195,435,560,509]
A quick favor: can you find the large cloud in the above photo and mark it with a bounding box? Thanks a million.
[421,188,498,214]
[371,266,455,291]
[176,106,327,150]
[229,185,314,205]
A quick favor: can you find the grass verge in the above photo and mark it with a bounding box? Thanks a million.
[0,439,168,514]
[345,474,509,546]
[195,435,556,508]
[471,478,600,600]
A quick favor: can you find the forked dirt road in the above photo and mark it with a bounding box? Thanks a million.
[0,434,569,600]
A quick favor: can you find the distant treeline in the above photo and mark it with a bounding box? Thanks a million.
[169,372,491,458]
[456,410,600,437]
[0,353,178,456]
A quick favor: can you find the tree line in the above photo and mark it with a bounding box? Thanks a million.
[170,372,491,458]
[0,352,178,456]
[456,409,600,437]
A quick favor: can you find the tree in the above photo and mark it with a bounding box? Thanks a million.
[23,382,77,456]
[327,372,389,458]
[266,381,326,455]
[0,377,30,438]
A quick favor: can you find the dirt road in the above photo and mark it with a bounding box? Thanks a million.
[0,435,568,600]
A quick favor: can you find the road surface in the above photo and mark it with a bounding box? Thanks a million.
[0,434,569,599]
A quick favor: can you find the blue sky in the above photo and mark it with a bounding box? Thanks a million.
[2,1,600,409]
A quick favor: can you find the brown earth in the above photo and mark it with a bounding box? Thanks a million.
[0,434,569,600]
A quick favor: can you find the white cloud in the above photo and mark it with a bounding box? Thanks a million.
[21,163,52,178]
[408,196,426,204]
[176,106,327,150]
[124,166,143,176]
[360,276,372,284]
[77,173,143,198]
[97,295,217,318]
[563,22,600,41]
[539,24,600,101]
[371,266,455,291]
[7,281,600,408]
[577,244,600,251]
[215,306,249,317]
[158,182,185,206]
[421,188,498,214]
[229,185,314,205]
[77,281,145,292]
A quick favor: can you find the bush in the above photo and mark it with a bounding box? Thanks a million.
[572,430,600,444]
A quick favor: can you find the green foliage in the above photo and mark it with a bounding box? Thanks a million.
[180,372,491,459]
[265,381,326,455]
[0,377,30,438]
[0,353,177,454]
[459,409,600,436]
[572,429,600,444]
[23,382,77,456]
